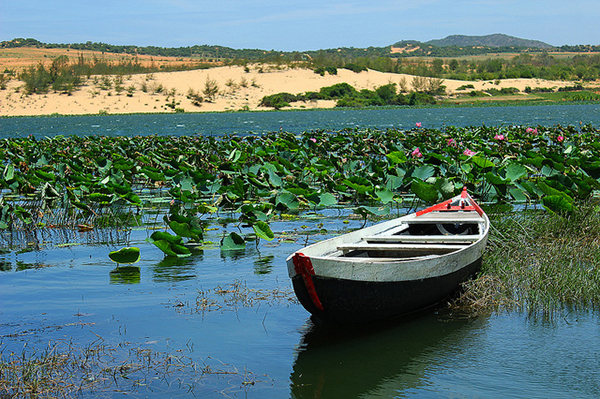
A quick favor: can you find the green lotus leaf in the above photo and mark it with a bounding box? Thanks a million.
[411,165,436,180]
[411,180,439,203]
[3,164,14,181]
[542,195,574,214]
[434,178,456,199]
[221,232,246,251]
[169,213,191,224]
[34,170,56,182]
[276,192,300,211]
[318,192,337,207]
[485,172,508,186]
[171,244,192,256]
[505,163,528,181]
[355,205,391,217]
[268,169,282,187]
[375,188,395,204]
[509,187,529,202]
[88,193,113,203]
[149,231,184,245]
[120,192,141,205]
[149,239,178,257]
[472,156,495,168]
[169,220,203,242]
[386,151,407,164]
[253,220,275,241]
[108,246,141,264]
[141,168,166,181]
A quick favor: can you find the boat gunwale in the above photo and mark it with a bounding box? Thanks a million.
[286,211,489,264]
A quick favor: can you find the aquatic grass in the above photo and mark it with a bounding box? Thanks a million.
[189,279,298,314]
[0,336,260,397]
[456,201,600,316]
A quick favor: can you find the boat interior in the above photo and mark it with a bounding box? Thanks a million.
[335,211,485,259]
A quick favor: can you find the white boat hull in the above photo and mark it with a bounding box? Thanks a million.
[286,189,490,323]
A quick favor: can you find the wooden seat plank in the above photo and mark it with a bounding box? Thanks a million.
[364,234,481,243]
[337,242,468,253]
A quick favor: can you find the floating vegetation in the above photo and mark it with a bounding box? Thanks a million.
[0,336,262,398]
[1,124,599,248]
[108,246,141,264]
[187,279,297,314]
[2,125,600,312]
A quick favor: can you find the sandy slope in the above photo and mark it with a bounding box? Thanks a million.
[0,64,579,117]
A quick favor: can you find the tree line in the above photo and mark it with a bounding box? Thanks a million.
[3,38,600,97]
[3,37,599,64]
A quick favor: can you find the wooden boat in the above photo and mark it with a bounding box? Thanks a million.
[286,187,489,323]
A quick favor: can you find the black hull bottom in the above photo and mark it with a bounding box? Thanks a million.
[292,258,482,323]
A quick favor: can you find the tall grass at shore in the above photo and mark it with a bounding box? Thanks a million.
[456,201,600,316]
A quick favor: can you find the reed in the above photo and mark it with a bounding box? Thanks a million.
[455,200,600,316]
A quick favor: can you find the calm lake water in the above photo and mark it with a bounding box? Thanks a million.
[1,103,600,138]
[1,105,600,398]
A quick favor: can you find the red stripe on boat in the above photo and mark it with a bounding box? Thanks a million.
[292,253,324,311]
[416,187,482,216]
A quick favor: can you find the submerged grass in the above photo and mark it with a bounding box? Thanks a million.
[188,279,298,315]
[0,336,258,398]
[456,201,600,316]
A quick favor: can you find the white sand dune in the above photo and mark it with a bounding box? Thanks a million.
[0,64,579,116]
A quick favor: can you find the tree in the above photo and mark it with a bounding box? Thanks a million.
[411,76,428,92]
[432,58,444,75]
[375,83,397,103]
[448,59,459,71]
[203,75,219,102]
[426,78,446,95]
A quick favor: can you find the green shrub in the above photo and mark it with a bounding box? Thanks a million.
[456,84,475,91]
[408,92,436,105]
[259,92,299,109]
[319,83,357,99]
[343,63,368,73]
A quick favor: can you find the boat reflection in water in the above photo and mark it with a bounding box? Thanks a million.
[290,310,476,398]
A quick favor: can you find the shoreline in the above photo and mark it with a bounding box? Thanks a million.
[1,99,597,120]
[0,64,586,118]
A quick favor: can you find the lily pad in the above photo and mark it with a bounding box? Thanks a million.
[411,180,439,203]
[252,220,275,241]
[108,247,141,264]
[147,231,191,257]
[221,232,246,251]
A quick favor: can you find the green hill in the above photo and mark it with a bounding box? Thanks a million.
[424,34,553,49]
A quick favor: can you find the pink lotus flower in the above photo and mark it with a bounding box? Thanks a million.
[447,138,457,146]
[557,136,564,142]
[309,138,317,143]
[411,147,422,158]
[463,149,477,157]
[494,134,505,141]
[526,127,538,135]
[415,122,422,128]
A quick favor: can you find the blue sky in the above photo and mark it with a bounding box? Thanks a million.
[1,0,598,51]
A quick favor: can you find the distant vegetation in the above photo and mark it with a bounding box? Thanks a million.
[423,33,554,49]
[2,36,600,100]
[259,79,442,109]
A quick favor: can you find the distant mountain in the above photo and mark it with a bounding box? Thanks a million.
[423,34,553,49]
